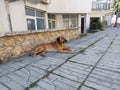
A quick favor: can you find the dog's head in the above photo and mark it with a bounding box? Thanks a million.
[56,36,68,44]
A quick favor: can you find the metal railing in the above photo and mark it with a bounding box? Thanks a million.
[92,1,111,10]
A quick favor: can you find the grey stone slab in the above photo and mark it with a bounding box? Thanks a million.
[23,68,43,79]
[97,52,120,72]
[80,86,95,90]
[53,62,92,83]
[8,73,31,87]
[14,69,31,80]
[30,86,45,90]
[112,40,120,46]
[58,62,93,74]
[0,83,9,90]
[92,68,120,81]
[31,57,65,71]
[102,52,120,60]
[26,65,47,75]
[36,74,80,90]
[9,62,25,70]
[50,53,73,60]
[4,80,25,90]
[84,80,115,90]
[0,76,11,83]
[1,66,16,72]
[84,67,120,90]
[85,76,120,90]
[107,46,120,54]
[0,68,10,75]
[90,72,120,86]
[14,69,39,83]
[70,52,101,66]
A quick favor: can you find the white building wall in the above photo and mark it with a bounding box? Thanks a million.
[8,1,48,31]
[0,0,10,32]
[106,15,111,25]
[78,15,81,33]
[9,1,27,31]
[44,13,49,29]
[25,1,47,11]
[47,0,92,13]
[84,13,90,34]
[56,15,63,29]
[7,0,92,32]
[0,9,3,32]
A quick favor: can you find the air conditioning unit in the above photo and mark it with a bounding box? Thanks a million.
[40,0,50,4]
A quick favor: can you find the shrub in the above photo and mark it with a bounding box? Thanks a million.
[90,20,103,30]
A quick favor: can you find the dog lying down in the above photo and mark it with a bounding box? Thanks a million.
[30,36,73,57]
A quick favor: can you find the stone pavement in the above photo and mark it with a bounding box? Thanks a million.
[0,27,120,90]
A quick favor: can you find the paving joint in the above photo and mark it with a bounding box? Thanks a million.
[25,33,108,90]
[77,34,118,90]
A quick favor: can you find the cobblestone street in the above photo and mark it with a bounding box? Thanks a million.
[0,27,120,90]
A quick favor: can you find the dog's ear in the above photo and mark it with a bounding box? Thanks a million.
[56,36,60,42]
[57,37,60,42]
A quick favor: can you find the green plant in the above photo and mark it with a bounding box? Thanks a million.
[90,20,103,31]
[113,0,120,27]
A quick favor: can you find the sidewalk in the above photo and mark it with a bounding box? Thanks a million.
[0,27,120,90]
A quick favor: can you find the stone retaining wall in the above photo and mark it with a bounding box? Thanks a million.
[0,28,79,62]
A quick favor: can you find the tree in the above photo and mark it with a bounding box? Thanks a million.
[113,0,120,27]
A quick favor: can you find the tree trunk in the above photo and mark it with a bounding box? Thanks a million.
[114,12,120,27]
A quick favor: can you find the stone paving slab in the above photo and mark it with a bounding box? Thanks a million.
[84,67,120,90]
[53,61,93,83]
[0,27,120,90]
[30,74,80,90]
[31,57,66,71]
[70,51,102,66]
[0,83,9,90]
[96,52,120,72]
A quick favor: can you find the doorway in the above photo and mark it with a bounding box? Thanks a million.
[81,18,84,33]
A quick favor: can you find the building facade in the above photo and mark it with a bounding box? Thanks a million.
[90,0,114,26]
[0,0,93,34]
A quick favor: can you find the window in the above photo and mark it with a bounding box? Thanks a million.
[27,19,35,30]
[25,7,45,30]
[63,15,78,28]
[48,14,56,29]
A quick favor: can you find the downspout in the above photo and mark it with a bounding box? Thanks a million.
[5,1,12,32]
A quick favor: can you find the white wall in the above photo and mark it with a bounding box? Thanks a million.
[0,9,3,32]
[25,1,47,11]
[47,0,92,13]
[9,1,27,31]
[56,15,63,29]
[8,1,48,31]
[0,0,10,32]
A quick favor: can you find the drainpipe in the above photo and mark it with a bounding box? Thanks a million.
[84,13,90,34]
[0,0,11,32]
[78,14,81,34]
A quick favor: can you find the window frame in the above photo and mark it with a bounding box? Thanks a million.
[63,15,78,28]
[48,14,56,29]
[25,7,45,30]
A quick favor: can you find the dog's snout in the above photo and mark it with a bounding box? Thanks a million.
[64,39,68,43]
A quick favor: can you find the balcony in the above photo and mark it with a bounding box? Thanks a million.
[92,1,111,11]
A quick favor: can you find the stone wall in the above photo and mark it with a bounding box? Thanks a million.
[0,28,80,62]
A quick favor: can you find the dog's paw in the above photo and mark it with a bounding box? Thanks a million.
[41,54,46,57]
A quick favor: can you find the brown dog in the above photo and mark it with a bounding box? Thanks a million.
[30,36,72,57]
